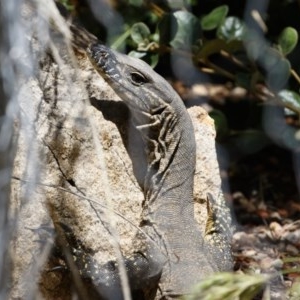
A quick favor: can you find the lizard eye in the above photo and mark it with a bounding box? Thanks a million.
[130,72,147,86]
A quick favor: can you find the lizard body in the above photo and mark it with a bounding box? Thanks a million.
[61,43,233,299]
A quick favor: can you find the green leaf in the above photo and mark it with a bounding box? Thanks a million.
[289,278,300,300]
[128,51,147,59]
[262,48,282,70]
[165,0,186,10]
[278,89,300,115]
[151,32,159,43]
[58,0,74,11]
[278,27,298,55]
[217,17,245,41]
[169,11,202,49]
[131,22,151,44]
[201,5,229,31]
[146,53,159,68]
[129,0,144,7]
[183,272,266,300]
[111,28,131,51]
[266,58,291,91]
[197,38,242,59]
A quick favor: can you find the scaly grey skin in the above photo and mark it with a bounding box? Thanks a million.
[61,43,233,299]
[205,192,234,271]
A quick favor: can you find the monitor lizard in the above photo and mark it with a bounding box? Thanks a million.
[59,42,234,299]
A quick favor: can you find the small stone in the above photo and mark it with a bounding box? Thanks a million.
[282,231,297,244]
[286,244,299,255]
[269,222,283,240]
[270,212,282,221]
[243,249,257,257]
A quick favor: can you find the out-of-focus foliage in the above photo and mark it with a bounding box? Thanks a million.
[57,0,74,11]
[200,5,228,31]
[278,27,298,56]
[289,278,300,300]
[182,272,266,300]
[64,0,300,157]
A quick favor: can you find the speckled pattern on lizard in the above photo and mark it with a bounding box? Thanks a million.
[54,40,234,300]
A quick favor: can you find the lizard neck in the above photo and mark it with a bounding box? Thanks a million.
[136,106,215,294]
[136,106,196,224]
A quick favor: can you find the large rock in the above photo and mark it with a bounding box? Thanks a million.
[10,1,224,299]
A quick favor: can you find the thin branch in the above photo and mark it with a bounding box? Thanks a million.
[220,50,250,71]
[199,59,236,81]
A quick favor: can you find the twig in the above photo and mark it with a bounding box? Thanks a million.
[199,59,235,81]
[220,50,250,71]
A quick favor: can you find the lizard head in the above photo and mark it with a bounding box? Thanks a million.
[87,43,185,125]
